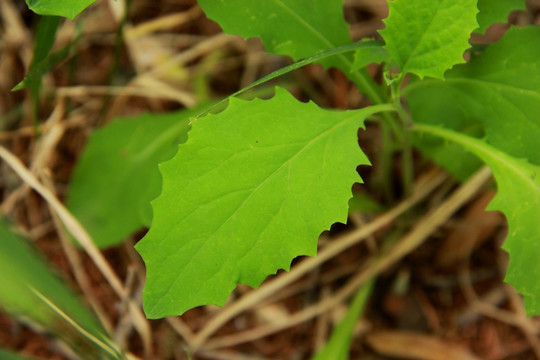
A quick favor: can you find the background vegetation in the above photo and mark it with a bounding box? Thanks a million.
[1,0,540,359]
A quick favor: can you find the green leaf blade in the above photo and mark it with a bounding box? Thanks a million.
[407,26,540,175]
[380,0,478,79]
[476,0,526,33]
[67,109,196,248]
[196,0,386,104]
[197,0,351,65]
[351,42,390,72]
[414,124,540,315]
[136,88,390,318]
[25,0,97,19]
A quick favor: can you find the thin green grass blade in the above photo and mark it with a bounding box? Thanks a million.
[0,220,121,359]
[310,281,373,360]
[194,40,384,120]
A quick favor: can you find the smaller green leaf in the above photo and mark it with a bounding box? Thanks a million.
[475,0,526,33]
[196,0,386,106]
[380,0,478,79]
[197,0,351,67]
[12,41,72,92]
[67,108,199,248]
[414,124,540,315]
[310,282,372,360]
[25,0,97,19]
[351,42,390,72]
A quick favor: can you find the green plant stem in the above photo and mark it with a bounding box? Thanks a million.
[372,116,395,202]
[390,77,414,196]
[400,127,414,196]
[348,49,413,203]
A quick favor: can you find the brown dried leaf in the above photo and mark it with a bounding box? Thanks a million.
[366,331,480,360]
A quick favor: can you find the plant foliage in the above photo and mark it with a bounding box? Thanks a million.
[21,0,540,325]
[67,109,195,248]
[197,0,384,104]
[379,0,478,79]
[133,0,540,318]
[476,0,526,33]
[408,26,540,166]
[136,88,391,317]
[25,0,97,19]
[414,124,540,315]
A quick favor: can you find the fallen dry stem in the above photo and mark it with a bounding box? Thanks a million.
[0,145,152,356]
[166,317,196,348]
[191,168,447,350]
[56,84,197,106]
[1,102,65,214]
[143,33,236,78]
[200,166,492,350]
[125,5,203,38]
[41,170,113,334]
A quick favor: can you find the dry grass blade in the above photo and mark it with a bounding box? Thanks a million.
[197,350,274,360]
[166,317,196,347]
[143,33,236,77]
[0,145,152,357]
[125,5,203,38]
[41,170,113,334]
[29,287,124,359]
[1,101,65,214]
[366,331,481,360]
[56,84,197,106]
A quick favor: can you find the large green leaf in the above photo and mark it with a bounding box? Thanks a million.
[25,0,96,19]
[67,109,196,248]
[406,26,540,174]
[414,124,540,315]
[136,88,392,318]
[196,0,385,104]
[476,0,526,33]
[380,0,478,79]
[0,220,120,359]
